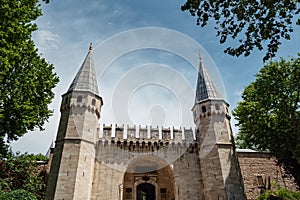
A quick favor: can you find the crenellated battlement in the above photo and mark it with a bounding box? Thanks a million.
[96,124,199,168]
[99,124,196,144]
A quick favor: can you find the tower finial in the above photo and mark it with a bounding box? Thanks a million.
[89,42,93,51]
[198,52,203,64]
[67,42,99,94]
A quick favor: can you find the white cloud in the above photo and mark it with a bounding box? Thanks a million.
[33,29,60,52]
[234,90,242,97]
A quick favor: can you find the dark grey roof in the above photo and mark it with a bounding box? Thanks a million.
[68,44,99,94]
[195,57,222,103]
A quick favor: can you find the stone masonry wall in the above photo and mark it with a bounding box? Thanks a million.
[237,150,297,200]
[172,151,204,200]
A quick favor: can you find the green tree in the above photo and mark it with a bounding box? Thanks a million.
[0,152,48,199]
[181,0,300,61]
[233,54,300,188]
[0,0,59,154]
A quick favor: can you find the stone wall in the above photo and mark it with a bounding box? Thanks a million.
[44,147,298,200]
[237,150,297,200]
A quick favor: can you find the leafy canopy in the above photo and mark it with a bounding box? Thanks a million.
[0,0,59,152]
[181,0,300,61]
[233,54,300,187]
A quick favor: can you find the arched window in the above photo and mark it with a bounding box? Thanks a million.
[215,104,220,110]
[201,106,206,113]
[91,99,96,106]
[77,95,83,102]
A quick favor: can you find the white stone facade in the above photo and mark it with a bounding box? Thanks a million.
[45,48,246,200]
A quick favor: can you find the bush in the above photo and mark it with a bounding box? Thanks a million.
[0,152,48,199]
[0,189,37,200]
[258,186,300,200]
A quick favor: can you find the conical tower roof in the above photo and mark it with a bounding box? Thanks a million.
[67,43,99,94]
[195,56,222,103]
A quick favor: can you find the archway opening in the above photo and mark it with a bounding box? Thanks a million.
[122,155,176,200]
[136,183,155,200]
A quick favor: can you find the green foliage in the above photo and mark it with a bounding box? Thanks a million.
[0,0,59,153]
[0,139,9,158]
[181,0,300,62]
[258,186,300,200]
[26,153,49,161]
[233,54,300,188]
[0,152,48,199]
[0,189,37,200]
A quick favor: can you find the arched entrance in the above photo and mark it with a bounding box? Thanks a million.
[122,155,176,200]
[136,183,155,200]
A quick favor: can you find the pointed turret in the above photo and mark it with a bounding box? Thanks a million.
[45,43,103,200]
[68,43,99,94]
[193,56,246,200]
[195,56,222,103]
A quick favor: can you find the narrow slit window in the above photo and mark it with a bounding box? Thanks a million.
[256,175,265,188]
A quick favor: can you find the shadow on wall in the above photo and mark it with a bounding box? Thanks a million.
[224,146,247,200]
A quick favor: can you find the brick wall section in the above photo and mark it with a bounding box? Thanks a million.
[237,150,297,200]
[172,152,204,200]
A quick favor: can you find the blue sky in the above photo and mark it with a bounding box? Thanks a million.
[11,0,300,154]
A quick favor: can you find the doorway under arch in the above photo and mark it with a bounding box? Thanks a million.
[136,183,155,200]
